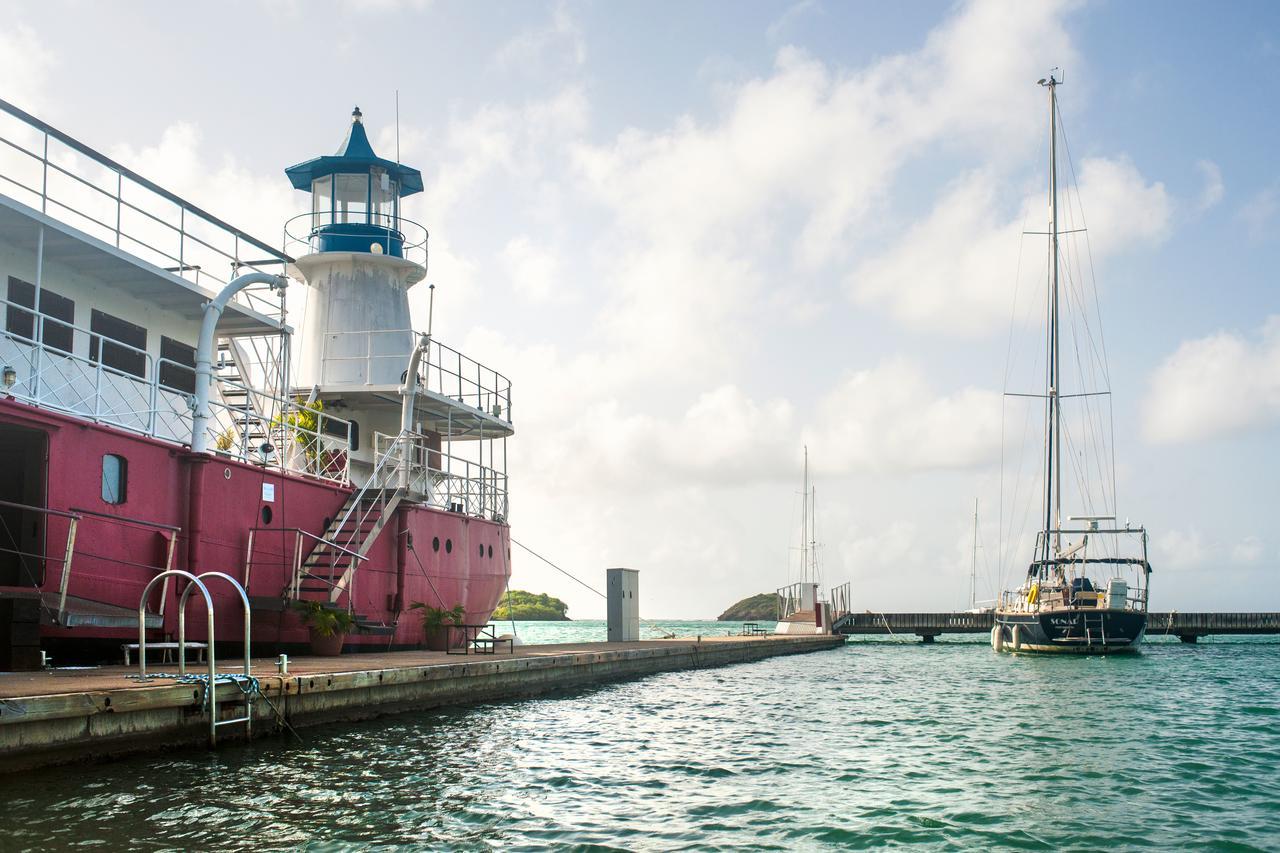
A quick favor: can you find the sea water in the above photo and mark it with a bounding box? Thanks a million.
[2,625,1278,851]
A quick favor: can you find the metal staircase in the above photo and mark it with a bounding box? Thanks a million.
[291,486,403,605]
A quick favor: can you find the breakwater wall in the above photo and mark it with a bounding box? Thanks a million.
[0,635,842,772]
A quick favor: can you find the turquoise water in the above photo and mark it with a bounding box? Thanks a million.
[3,627,1279,850]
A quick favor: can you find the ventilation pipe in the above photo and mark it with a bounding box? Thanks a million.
[191,273,287,454]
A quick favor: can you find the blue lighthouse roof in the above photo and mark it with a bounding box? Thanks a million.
[285,107,424,196]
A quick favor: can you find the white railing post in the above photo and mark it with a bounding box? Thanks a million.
[40,131,48,213]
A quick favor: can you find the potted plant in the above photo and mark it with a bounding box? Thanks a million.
[294,600,356,656]
[409,602,466,651]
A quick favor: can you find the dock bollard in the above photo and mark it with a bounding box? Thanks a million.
[276,654,289,674]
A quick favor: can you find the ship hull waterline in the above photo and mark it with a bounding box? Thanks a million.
[993,610,1146,654]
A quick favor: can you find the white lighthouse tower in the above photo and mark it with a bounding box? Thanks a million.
[283,107,512,486]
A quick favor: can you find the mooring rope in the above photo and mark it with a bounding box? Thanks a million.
[510,538,674,638]
[128,672,261,711]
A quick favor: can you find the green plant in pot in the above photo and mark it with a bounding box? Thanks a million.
[409,602,466,651]
[294,600,356,656]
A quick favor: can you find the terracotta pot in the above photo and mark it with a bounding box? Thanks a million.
[309,630,346,656]
[423,626,452,652]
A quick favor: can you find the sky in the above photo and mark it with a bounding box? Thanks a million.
[1,0,1277,618]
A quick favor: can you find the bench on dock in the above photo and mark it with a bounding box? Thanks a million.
[447,625,515,655]
[741,622,770,636]
[121,642,207,667]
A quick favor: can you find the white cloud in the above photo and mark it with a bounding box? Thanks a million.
[1232,536,1264,565]
[767,0,821,42]
[806,360,1002,474]
[493,1,586,71]
[1239,185,1277,241]
[500,235,562,303]
[850,158,1171,334]
[0,23,53,111]
[1143,315,1280,444]
[1153,527,1207,571]
[1196,159,1224,212]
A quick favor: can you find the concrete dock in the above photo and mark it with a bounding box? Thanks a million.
[0,634,843,772]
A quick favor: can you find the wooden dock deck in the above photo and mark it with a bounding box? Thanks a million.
[833,611,1280,643]
[0,634,843,772]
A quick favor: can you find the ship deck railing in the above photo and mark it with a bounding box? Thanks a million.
[321,329,512,427]
[1,300,354,484]
[0,97,289,323]
[373,430,508,522]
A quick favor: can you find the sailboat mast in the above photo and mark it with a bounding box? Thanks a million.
[971,498,978,609]
[801,446,810,584]
[1040,74,1063,560]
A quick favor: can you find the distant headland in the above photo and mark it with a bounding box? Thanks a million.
[493,590,571,621]
[717,593,777,621]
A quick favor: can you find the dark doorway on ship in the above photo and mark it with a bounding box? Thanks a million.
[0,423,48,670]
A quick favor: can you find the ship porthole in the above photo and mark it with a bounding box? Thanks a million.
[261,506,273,525]
[432,536,440,553]
[478,544,484,558]
[488,545,493,558]
[223,467,231,480]
[445,538,453,554]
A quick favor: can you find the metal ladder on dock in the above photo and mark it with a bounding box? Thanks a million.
[135,570,255,747]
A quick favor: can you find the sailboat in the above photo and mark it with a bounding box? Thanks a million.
[992,74,1152,654]
[775,447,848,635]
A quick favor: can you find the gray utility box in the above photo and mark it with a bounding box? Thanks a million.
[606,568,640,643]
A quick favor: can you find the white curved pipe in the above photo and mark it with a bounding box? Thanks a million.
[400,332,429,434]
[191,273,286,453]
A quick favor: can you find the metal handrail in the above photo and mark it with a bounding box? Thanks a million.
[0,499,79,623]
[0,498,80,520]
[0,97,289,310]
[283,211,429,266]
[68,506,181,532]
[319,329,513,425]
[2,298,353,483]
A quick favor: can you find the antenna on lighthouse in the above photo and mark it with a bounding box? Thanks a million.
[395,89,401,164]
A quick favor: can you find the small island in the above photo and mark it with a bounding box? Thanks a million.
[717,592,778,622]
[493,590,571,621]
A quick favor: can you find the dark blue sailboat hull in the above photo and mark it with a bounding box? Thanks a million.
[995,610,1146,654]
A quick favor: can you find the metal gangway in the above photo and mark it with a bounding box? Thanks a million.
[135,570,254,747]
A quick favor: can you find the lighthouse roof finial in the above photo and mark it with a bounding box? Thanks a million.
[284,106,424,196]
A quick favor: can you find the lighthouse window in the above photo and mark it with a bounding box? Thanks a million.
[101,454,127,504]
[311,175,332,228]
[335,173,368,224]
[6,277,75,354]
[88,309,147,379]
[370,168,396,223]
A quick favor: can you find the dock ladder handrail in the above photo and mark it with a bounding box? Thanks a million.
[136,569,253,746]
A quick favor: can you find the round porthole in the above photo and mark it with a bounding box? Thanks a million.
[223,467,232,480]
[488,545,493,558]
[432,536,440,553]
[478,544,484,558]
[445,538,453,554]
[261,505,273,525]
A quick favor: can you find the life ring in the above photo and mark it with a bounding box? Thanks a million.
[1011,625,1022,652]
[991,625,1004,652]
[1027,583,1040,605]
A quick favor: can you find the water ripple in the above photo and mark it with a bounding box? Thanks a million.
[1,632,1278,850]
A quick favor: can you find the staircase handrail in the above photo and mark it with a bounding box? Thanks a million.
[291,431,409,604]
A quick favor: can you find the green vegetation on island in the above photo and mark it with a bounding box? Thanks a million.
[492,590,571,621]
[717,593,778,621]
